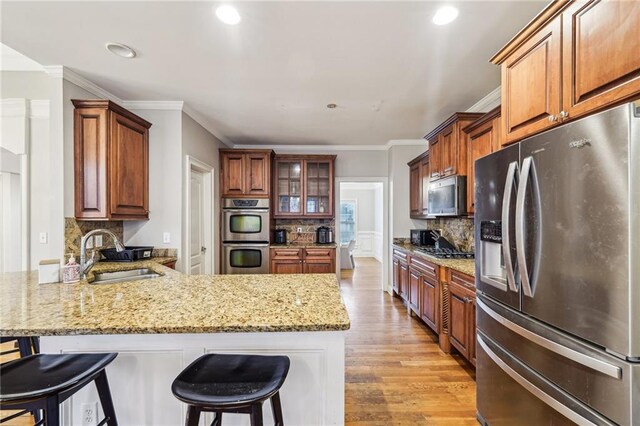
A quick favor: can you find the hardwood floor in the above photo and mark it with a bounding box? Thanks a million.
[342,257,477,425]
[2,259,476,425]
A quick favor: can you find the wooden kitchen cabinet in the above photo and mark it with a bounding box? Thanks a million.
[424,112,483,181]
[273,155,336,219]
[392,248,409,301]
[303,248,335,274]
[463,107,502,215]
[408,268,421,315]
[269,247,335,274]
[270,248,304,274]
[447,270,476,365]
[220,149,273,198]
[492,0,640,145]
[408,151,429,219]
[411,256,440,334]
[73,99,151,220]
[561,0,640,120]
[499,16,562,145]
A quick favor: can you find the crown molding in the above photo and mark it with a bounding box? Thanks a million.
[466,86,501,113]
[182,104,234,147]
[44,66,124,104]
[121,100,184,110]
[234,139,427,151]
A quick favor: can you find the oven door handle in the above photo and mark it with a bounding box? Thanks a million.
[223,209,269,213]
[223,243,270,248]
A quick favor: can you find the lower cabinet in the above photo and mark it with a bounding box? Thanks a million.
[392,249,409,302]
[270,247,335,274]
[408,268,421,315]
[447,271,477,366]
[420,277,439,333]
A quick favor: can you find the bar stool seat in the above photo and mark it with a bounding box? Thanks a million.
[172,354,290,426]
[1,353,118,426]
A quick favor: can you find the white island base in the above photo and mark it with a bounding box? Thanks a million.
[42,331,345,426]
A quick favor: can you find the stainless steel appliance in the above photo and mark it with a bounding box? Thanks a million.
[222,198,270,243]
[475,101,640,425]
[415,246,474,259]
[315,226,333,244]
[222,198,270,274]
[222,243,269,274]
[427,175,466,216]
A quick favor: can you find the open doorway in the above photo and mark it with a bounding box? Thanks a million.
[184,156,214,275]
[337,180,387,290]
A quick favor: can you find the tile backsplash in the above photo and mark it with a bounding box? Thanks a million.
[274,219,335,243]
[426,217,475,252]
[65,218,123,259]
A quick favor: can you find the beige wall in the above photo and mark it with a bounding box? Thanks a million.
[181,112,227,273]
[387,144,427,238]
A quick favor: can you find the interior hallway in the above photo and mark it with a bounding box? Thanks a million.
[342,257,477,425]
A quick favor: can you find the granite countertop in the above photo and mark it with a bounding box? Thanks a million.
[0,259,350,337]
[270,242,338,249]
[392,243,475,277]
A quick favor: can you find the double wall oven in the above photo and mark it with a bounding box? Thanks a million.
[222,198,270,274]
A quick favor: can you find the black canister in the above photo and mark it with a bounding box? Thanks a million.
[274,229,287,244]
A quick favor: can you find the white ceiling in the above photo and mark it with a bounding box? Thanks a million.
[0,1,543,146]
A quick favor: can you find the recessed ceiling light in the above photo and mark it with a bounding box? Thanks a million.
[105,42,136,59]
[432,6,459,26]
[327,103,337,109]
[216,5,241,25]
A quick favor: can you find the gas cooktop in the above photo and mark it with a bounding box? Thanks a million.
[415,247,474,259]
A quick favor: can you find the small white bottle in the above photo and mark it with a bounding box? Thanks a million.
[62,253,80,283]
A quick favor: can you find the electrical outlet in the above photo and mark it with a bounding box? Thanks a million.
[95,235,103,247]
[297,227,303,233]
[81,402,98,426]
[163,232,171,243]
[39,232,48,244]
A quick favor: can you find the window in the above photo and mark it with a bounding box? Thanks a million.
[340,200,357,244]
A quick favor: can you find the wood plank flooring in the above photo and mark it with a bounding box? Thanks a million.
[2,258,476,425]
[342,257,477,425]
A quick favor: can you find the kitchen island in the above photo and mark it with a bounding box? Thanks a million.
[0,260,350,426]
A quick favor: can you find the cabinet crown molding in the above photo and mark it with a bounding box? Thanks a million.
[462,106,501,134]
[71,99,152,129]
[423,112,485,142]
[490,0,571,65]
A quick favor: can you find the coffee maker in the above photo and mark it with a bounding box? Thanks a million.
[315,226,334,244]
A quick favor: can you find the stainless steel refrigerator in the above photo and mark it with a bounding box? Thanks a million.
[474,101,640,426]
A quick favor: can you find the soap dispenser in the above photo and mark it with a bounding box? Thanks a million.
[62,253,80,283]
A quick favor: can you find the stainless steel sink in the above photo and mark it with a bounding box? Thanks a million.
[91,268,160,284]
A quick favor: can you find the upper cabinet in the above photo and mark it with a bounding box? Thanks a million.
[220,149,273,198]
[424,113,483,181]
[408,151,429,219]
[73,99,152,220]
[463,107,502,215]
[273,155,336,219]
[493,0,640,145]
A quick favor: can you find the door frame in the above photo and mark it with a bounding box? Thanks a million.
[183,156,214,275]
[335,177,389,292]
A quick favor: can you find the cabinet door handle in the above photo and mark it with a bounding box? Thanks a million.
[547,114,558,122]
[558,111,569,120]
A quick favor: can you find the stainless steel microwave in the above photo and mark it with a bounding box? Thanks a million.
[427,175,466,216]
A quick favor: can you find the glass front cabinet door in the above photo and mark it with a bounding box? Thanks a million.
[273,155,335,219]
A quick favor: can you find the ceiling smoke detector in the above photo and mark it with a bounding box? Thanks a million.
[216,5,241,25]
[105,42,136,59]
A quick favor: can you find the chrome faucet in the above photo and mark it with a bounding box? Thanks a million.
[80,229,125,278]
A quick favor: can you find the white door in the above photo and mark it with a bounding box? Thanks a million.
[189,169,205,274]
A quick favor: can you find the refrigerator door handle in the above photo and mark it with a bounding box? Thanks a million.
[477,335,603,426]
[477,298,622,379]
[515,156,538,297]
[501,161,519,293]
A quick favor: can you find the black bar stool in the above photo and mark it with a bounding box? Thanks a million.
[172,354,290,426]
[0,336,39,357]
[0,353,119,426]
